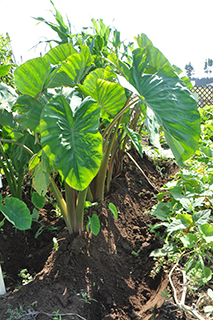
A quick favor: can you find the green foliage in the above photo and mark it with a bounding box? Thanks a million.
[6,304,35,320]
[131,249,141,257]
[77,290,97,304]
[0,1,200,235]
[31,192,46,209]
[0,197,32,230]
[0,33,15,87]
[33,0,73,46]
[150,105,213,295]
[18,268,34,286]
[87,214,100,236]
[40,95,102,191]
[108,202,118,219]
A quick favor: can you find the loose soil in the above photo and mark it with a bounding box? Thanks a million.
[0,150,181,320]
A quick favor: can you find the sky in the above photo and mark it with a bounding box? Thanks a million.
[0,0,213,78]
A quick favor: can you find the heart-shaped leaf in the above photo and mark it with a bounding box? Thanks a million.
[14,58,51,96]
[40,95,102,190]
[0,197,32,230]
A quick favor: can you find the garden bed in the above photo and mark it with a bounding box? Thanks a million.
[0,150,181,320]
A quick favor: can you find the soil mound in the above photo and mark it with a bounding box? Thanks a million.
[0,150,179,319]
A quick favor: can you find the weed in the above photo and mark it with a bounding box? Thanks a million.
[131,249,141,257]
[150,256,170,277]
[34,224,60,239]
[52,309,63,320]
[77,291,97,304]
[160,288,171,300]
[6,303,36,320]
[147,223,162,237]
[18,269,34,286]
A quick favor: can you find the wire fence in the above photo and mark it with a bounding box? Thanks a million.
[191,85,213,108]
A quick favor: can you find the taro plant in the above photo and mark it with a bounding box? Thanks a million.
[0,3,200,235]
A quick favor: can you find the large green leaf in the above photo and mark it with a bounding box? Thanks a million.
[60,47,93,83]
[44,43,77,65]
[40,95,102,190]
[109,39,200,164]
[80,68,115,94]
[48,47,93,88]
[14,58,52,96]
[94,79,126,120]
[145,107,161,149]
[79,70,126,120]
[132,47,147,78]
[46,71,76,88]
[14,95,44,131]
[117,68,200,164]
[137,67,200,162]
[0,197,32,230]
[136,33,153,48]
[136,34,171,73]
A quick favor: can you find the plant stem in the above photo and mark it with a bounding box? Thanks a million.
[86,186,93,202]
[50,179,72,234]
[0,139,34,156]
[95,136,115,200]
[102,94,139,140]
[75,187,88,233]
[106,119,122,193]
[65,182,76,233]
[0,158,17,197]
[17,168,24,200]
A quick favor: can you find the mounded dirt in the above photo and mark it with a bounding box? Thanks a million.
[0,150,180,320]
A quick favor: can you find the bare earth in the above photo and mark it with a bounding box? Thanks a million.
[0,150,181,320]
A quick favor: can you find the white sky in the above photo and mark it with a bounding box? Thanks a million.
[0,0,213,78]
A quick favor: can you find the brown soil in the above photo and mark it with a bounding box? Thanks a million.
[0,150,181,320]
